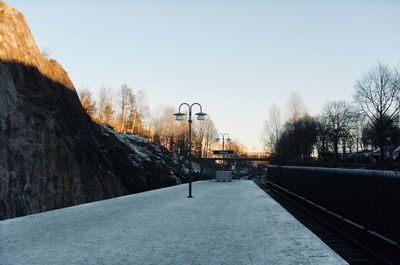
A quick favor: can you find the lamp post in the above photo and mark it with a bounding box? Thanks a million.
[174,103,207,198]
[215,133,231,170]
[215,133,231,151]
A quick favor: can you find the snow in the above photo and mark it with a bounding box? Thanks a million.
[191,161,201,173]
[183,161,202,174]
[97,125,197,180]
[100,126,152,162]
[0,181,347,265]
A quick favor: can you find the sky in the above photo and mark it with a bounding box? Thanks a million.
[6,0,400,150]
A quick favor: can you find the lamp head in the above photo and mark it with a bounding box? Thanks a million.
[174,112,185,121]
[195,111,207,121]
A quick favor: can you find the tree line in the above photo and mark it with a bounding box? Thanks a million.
[262,63,400,164]
[78,84,247,159]
[79,85,149,136]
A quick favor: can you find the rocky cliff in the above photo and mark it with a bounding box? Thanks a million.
[0,2,192,220]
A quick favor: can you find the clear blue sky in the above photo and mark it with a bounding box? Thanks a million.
[7,0,400,150]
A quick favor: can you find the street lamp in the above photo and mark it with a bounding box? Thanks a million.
[215,133,231,170]
[215,133,231,151]
[174,103,207,198]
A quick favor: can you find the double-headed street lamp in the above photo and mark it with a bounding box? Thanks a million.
[174,103,207,198]
[215,133,231,170]
[215,133,231,151]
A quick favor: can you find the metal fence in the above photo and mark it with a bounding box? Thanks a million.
[267,165,400,244]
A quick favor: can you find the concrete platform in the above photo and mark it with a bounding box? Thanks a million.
[0,181,347,265]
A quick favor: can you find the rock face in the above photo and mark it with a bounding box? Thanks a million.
[0,2,190,220]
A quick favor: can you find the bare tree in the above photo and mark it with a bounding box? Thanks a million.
[192,121,204,158]
[261,104,282,153]
[192,117,218,158]
[118,84,131,132]
[321,101,356,161]
[228,140,247,157]
[126,90,138,132]
[347,114,366,154]
[151,106,186,152]
[354,63,400,157]
[97,86,114,126]
[275,115,318,163]
[201,118,217,158]
[286,92,307,121]
[78,88,97,119]
[316,115,330,159]
[135,89,150,134]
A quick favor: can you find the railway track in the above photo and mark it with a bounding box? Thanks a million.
[253,174,400,265]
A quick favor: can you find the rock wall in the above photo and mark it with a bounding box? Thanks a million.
[0,2,73,89]
[0,2,189,220]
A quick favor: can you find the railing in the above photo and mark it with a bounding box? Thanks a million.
[267,165,400,245]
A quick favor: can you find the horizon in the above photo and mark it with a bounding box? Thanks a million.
[6,0,400,150]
